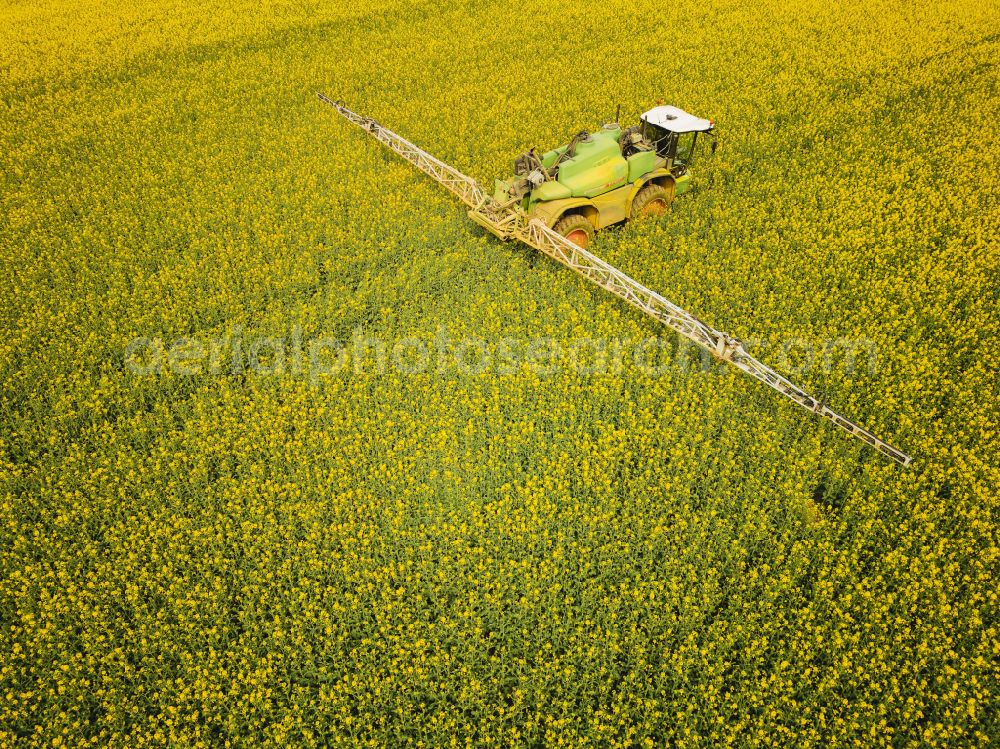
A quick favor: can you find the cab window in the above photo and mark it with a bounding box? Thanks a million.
[675,132,698,165]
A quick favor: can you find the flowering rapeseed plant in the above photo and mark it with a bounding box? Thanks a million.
[1,0,998,745]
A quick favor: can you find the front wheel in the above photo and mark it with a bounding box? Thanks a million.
[552,213,595,249]
[630,182,674,220]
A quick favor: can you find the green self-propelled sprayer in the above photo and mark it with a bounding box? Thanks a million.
[488,104,714,248]
[317,93,911,466]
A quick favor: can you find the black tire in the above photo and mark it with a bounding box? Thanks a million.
[630,182,674,220]
[552,213,596,248]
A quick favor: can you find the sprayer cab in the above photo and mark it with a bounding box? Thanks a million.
[639,105,715,176]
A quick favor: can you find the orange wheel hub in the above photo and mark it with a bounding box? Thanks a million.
[643,199,667,216]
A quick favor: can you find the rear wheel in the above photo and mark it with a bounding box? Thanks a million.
[630,182,674,219]
[552,213,595,249]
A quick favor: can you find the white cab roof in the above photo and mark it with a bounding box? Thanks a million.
[640,105,713,133]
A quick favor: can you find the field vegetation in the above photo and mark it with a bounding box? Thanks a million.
[1,0,998,745]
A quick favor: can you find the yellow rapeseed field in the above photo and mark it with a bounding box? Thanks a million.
[2,0,998,745]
